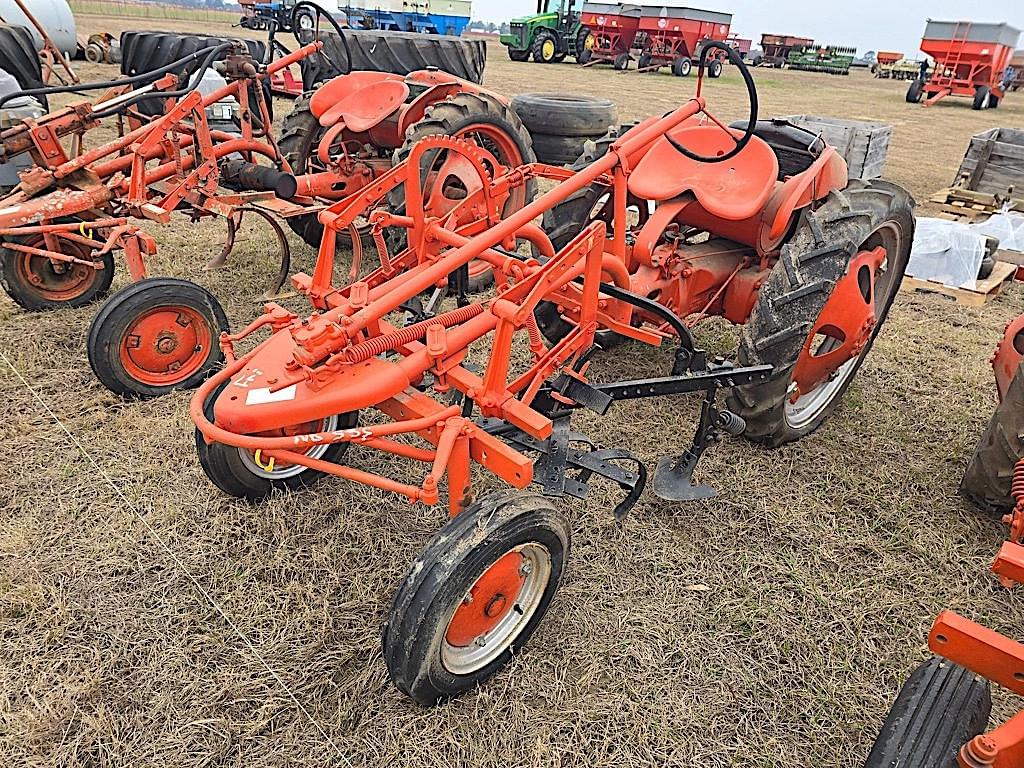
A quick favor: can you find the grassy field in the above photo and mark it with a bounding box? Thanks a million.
[2,20,1024,767]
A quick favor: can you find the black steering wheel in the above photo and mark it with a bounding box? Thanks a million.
[665,41,759,164]
[290,0,353,76]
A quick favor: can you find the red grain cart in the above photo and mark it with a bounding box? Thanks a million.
[727,32,751,59]
[757,33,813,67]
[875,51,902,67]
[906,20,1020,109]
[578,3,642,70]
[635,5,732,77]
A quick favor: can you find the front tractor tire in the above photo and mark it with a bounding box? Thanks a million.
[728,180,915,447]
[383,492,570,706]
[864,657,991,768]
[508,47,530,62]
[532,29,559,64]
[88,278,229,399]
[195,384,359,501]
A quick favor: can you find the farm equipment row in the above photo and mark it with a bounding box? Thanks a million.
[503,1,731,77]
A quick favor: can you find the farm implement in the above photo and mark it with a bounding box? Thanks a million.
[190,43,914,705]
[786,44,856,76]
[906,20,1020,109]
[865,312,1024,767]
[577,2,641,70]
[633,5,732,77]
[0,2,535,398]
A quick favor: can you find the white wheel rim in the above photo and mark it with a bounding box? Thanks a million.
[440,543,551,676]
[238,413,339,480]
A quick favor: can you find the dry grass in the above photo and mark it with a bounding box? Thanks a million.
[2,24,1024,767]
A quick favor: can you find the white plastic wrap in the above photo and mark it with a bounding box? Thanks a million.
[908,218,986,289]
[973,212,1024,254]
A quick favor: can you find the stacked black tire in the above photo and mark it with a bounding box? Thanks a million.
[119,32,268,117]
[0,25,48,109]
[511,93,617,166]
[302,30,487,90]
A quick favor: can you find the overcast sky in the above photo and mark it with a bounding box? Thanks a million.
[473,1,1024,57]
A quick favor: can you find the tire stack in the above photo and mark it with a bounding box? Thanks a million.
[510,93,617,166]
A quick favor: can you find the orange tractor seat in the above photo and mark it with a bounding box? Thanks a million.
[627,125,779,222]
[310,71,411,133]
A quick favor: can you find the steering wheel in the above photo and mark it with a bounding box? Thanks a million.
[665,41,759,164]
[290,0,353,76]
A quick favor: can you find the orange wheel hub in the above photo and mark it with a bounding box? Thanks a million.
[445,551,527,648]
[118,306,212,386]
[791,246,886,400]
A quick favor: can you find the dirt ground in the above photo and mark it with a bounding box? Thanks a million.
[2,17,1024,767]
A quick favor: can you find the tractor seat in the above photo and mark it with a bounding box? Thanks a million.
[627,125,779,222]
[728,119,825,179]
[309,71,410,133]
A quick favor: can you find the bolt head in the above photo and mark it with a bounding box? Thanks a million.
[473,634,487,647]
[519,560,533,576]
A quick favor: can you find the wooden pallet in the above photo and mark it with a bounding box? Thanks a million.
[930,187,1024,222]
[901,260,1017,307]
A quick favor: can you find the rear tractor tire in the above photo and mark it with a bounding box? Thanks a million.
[392,92,538,292]
[88,277,228,398]
[864,657,991,768]
[728,179,915,447]
[383,491,570,706]
[960,360,1024,515]
[278,94,375,248]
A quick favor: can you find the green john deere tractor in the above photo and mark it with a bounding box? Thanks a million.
[500,0,594,64]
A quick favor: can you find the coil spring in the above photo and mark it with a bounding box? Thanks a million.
[340,303,484,364]
[1007,457,1024,544]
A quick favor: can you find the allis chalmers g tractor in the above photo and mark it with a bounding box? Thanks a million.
[0,3,533,398]
[189,43,914,705]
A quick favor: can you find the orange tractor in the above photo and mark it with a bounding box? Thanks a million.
[865,315,1024,767]
[0,3,532,398]
[187,43,914,704]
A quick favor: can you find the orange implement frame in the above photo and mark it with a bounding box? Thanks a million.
[930,612,1024,768]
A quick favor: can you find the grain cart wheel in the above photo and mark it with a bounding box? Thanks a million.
[1,231,114,311]
[707,59,724,78]
[864,657,991,768]
[672,57,692,77]
[638,52,653,69]
[613,53,630,70]
[973,85,992,110]
[532,30,559,64]
[728,180,914,447]
[906,78,924,103]
[383,491,570,706]
[392,92,536,292]
[195,384,359,501]
[961,360,1024,515]
[278,94,374,248]
[575,27,595,62]
[88,278,228,398]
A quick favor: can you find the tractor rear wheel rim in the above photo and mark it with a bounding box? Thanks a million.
[451,123,528,283]
[441,543,551,675]
[786,223,902,430]
[118,305,213,387]
[16,237,99,302]
[238,413,341,480]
